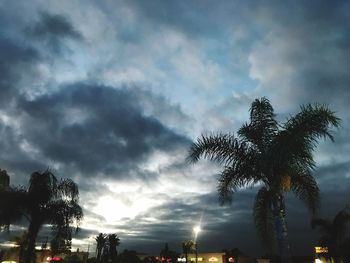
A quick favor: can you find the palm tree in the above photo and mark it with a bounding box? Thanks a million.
[188,97,340,263]
[108,234,120,263]
[182,240,195,263]
[0,169,83,263]
[311,207,350,263]
[95,233,107,262]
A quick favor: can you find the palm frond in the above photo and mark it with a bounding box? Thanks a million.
[108,234,121,246]
[217,167,242,205]
[290,168,319,213]
[272,130,316,174]
[285,104,340,139]
[217,145,263,204]
[273,104,340,173]
[238,97,278,151]
[187,133,240,165]
[253,187,275,252]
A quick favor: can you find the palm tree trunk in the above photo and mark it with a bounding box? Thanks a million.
[24,220,41,263]
[109,247,117,263]
[272,195,292,263]
[97,248,101,262]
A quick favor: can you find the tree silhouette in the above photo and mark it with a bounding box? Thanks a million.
[0,169,83,263]
[188,97,340,263]
[312,207,350,263]
[182,240,195,263]
[95,233,107,262]
[108,234,120,263]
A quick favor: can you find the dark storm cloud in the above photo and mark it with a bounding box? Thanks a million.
[31,12,82,40]
[16,83,190,179]
[0,37,39,105]
[26,12,82,53]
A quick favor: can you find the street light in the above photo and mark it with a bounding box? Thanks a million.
[193,226,201,263]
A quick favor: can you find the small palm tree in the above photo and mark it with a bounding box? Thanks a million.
[182,240,195,263]
[0,169,83,263]
[312,207,350,263]
[108,234,120,263]
[95,233,107,262]
[188,98,340,263]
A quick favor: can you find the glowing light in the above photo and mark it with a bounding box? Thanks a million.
[93,195,155,222]
[209,257,218,261]
[193,225,201,234]
[315,247,328,253]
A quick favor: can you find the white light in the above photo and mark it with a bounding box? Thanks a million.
[193,225,201,234]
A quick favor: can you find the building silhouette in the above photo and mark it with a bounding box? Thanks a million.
[0,169,10,190]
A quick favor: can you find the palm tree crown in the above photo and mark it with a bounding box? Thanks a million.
[188,97,340,262]
[108,233,120,263]
[0,169,83,263]
[95,233,107,262]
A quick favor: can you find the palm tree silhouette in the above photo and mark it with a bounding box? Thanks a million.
[312,207,350,263]
[188,97,340,263]
[95,233,107,262]
[0,169,83,263]
[108,234,120,263]
[182,240,195,263]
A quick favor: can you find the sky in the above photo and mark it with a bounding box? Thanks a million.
[0,0,350,257]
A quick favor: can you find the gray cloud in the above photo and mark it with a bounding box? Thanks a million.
[0,37,39,105]
[15,83,191,180]
[25,11,83,54]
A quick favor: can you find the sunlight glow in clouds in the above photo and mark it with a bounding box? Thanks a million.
[94,195,148,222]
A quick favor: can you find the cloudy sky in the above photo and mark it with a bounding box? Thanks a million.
[0,0,350,257]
